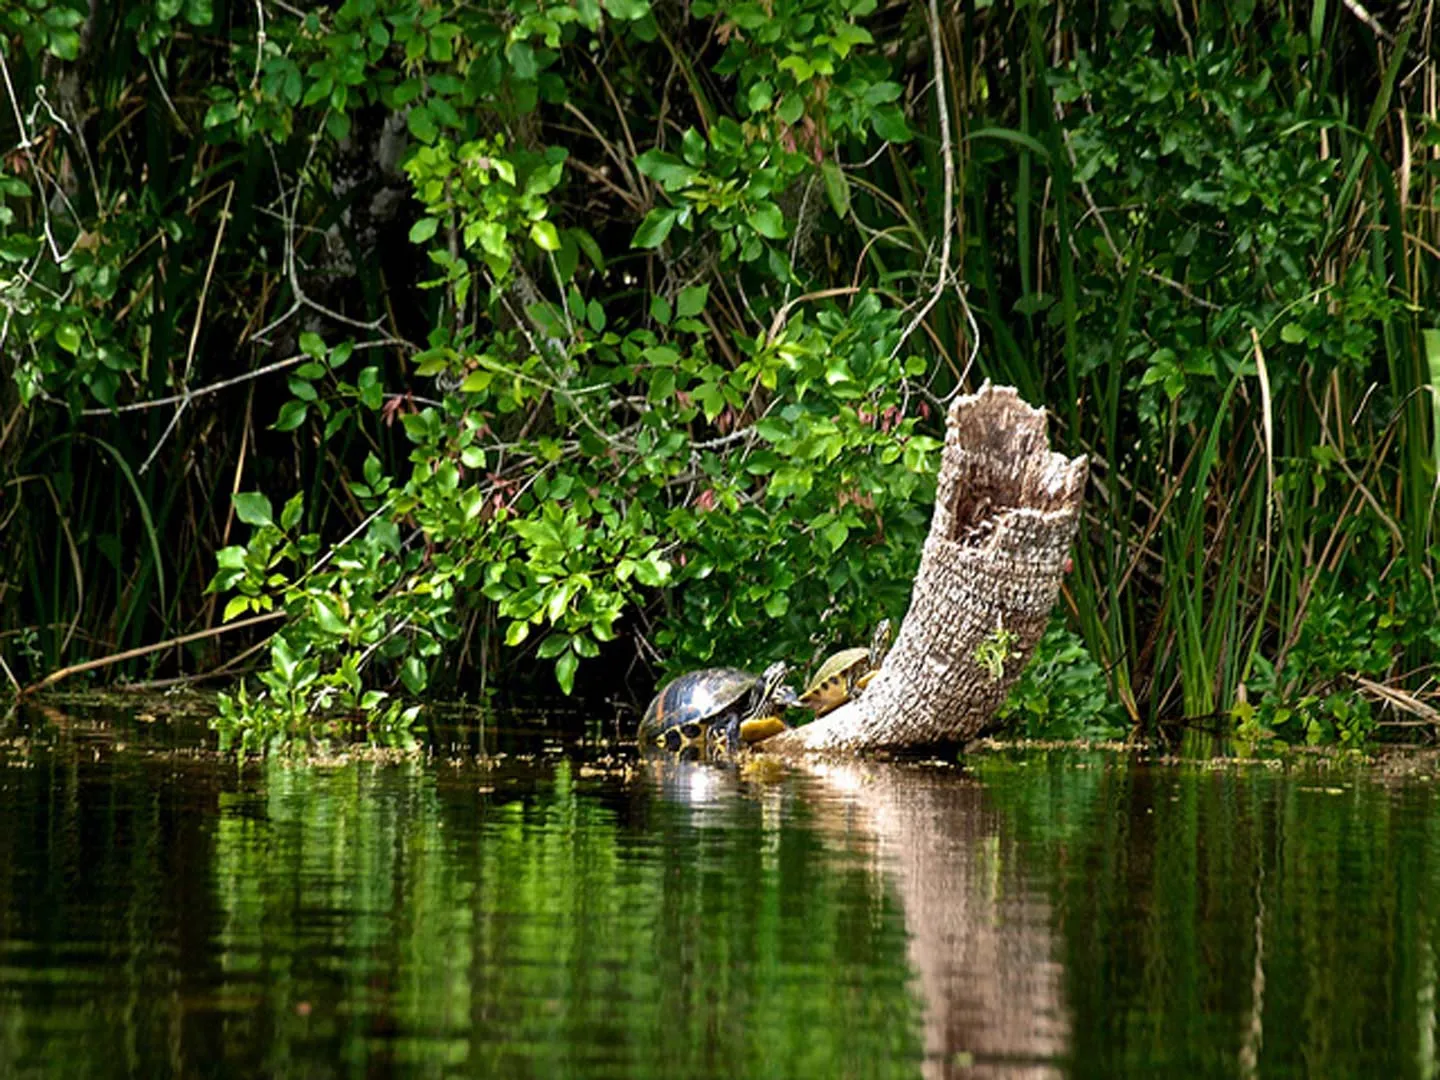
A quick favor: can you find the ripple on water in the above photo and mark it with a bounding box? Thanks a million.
[6,714,1440,1077]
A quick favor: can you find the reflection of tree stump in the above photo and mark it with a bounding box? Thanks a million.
[801,762,1070,1078]
[767,384,1087,755]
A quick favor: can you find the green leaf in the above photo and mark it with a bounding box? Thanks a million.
[401,656,428,694]
[287,376,318,402]
[530,220,561,251]
[696,382,726,421]
[676,284,709,318]
[821,161,850,218]
[586,299,606,332]
[461,370,493,393]
[777,55,813,81]
[862,81,903,106]
[272,400,308,432]
[409,216,440,243]
[754,417,789,442]
[313,598,348,636]
[633,207,679,248]
[223,596,252,622]
[232,492,274,527]
[634,150,697,189]
[407,104,438,143]
[555,648,579,695]
[1281,322,1306,344]
[54,323,81,355]
[537,633,571,659]
[871,105,912,143]
[602,0,650,19]
[48,29,80,60]
[507,41,537,80]
[461,487,485,520]
[299,331,325,359]
[747,203,786,239]
[634,555,671,586]
[526,161,565,195]
[204,100,239,129]
[681,127,708,166]
[280,492,304,531]
[570,228,606,271]
[215,546,247,570]
[650,294,672,326]
[747,80,774,113]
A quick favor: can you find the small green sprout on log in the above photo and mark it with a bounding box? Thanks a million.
[973,619,1020,683]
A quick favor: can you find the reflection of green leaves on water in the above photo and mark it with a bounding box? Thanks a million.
[209,759,923,1076]
[978,752,1440,1077]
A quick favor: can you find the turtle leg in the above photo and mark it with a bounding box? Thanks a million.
[723,713,742,756]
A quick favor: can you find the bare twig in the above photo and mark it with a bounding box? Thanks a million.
[890,0,956,363]
[21,611,287,696]
[0,651,20,694]
[251,0,267,89]
[763,286,863,346]
[78,338,404,417]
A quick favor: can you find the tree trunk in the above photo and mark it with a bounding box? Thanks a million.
[765,383,1087,756]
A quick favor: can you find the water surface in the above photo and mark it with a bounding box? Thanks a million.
[1,706,1436,1078]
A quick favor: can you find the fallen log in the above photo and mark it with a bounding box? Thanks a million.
[764,383,1088,755]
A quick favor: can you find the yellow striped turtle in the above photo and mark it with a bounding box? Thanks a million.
[799,619,892,717]
[639,661,798,755]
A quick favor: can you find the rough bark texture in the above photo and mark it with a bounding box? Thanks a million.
[766,383,1087,755]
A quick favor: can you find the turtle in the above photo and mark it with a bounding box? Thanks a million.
[639,661,799,755]
[799,618,893,718]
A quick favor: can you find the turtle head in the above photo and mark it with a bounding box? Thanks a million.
[869,618,894,667]
[760,660,800,709]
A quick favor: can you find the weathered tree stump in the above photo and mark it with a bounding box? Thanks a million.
[765,383,1087,756]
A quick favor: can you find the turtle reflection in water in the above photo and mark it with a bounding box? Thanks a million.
[799,618,893,718]
[639,661,799,758]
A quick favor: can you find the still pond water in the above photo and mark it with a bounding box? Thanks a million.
[2,704,1438,1078]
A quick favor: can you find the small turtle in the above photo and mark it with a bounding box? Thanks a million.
[799,618,893,718]
[639,661,799,755]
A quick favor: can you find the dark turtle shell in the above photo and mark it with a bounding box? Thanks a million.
[639,662,791,753]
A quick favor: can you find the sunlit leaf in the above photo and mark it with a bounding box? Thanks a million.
[747,203,786,239]
[530,220,561,251]
[232,492,274,527]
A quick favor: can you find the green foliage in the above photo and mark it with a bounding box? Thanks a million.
[4,0,1439,749]
[956,0,1440,741]
[998,622,1127,741]
[2,0,90,62]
